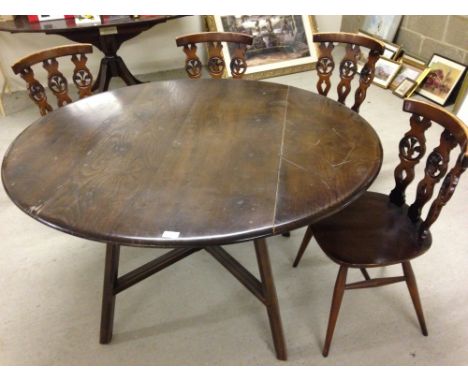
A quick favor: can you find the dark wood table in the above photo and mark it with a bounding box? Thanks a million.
[1,79,383,360]
[0,15,185,92]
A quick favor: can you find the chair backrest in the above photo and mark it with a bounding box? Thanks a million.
[12,44,94,116]
[389,99,468,238]
[313,32,385,113]
[175,32,253,79]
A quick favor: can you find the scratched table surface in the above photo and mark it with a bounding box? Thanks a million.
[1,79,383,247]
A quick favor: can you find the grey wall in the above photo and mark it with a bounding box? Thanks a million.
[341,15,468,65]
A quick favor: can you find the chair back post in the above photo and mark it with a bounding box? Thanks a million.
[389,99,468,238]
[313,32,384,113]
[12,44,94,116]
[176,32,253,79]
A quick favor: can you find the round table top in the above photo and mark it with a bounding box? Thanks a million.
[2,79,383,247]
[0,15,182,33]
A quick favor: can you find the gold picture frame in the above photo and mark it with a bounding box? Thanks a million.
[205,15,318,80]
[398,53,426,67]
[393,78,417,98]
[410,68,431,97]
[372,56,402,89]
[389,55,427,91]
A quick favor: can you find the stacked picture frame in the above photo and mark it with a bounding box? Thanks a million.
[357,29,467,106]
[204,15,466,108]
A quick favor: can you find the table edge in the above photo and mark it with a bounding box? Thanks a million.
[1,79,384,248]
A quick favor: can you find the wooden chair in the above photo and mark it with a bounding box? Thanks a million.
[312,32,384,113]
[304,99,468,356]
[12,44,94,116]
[175,32,253,79]
[281,32,385,241]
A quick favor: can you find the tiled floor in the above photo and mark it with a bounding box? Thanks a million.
[0,69,467,365]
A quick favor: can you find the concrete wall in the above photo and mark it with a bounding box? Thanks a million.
[396,16,467,65]
[0,15,342,92]
[341,15,468,65]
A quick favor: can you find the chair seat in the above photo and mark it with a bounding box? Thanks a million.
[312,192,432,267]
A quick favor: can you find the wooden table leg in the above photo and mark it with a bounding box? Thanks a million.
[293,224,314,267]
[114,56,143,86]
[97,242,287,360]
[92,56,143,92]
[90,33,143,92]
[254,238,287,361]
[100,243,120,344]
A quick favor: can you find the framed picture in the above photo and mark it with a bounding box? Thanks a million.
[372,57,402,88]
[453,73,468,123]
[393,78,417,98]
[417,54,467,106]
[361,15,403,42]
[357,30,401,61]
[398,53,426,67]
[390,55,427,90]
[205,15,318,79]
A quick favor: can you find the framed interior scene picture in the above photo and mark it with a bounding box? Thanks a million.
[372,57,402,88]
[205,15,318,79]
[393,78,416,98]
[361,15,402,42]
[417,54,467,106]
[390,54,427,90]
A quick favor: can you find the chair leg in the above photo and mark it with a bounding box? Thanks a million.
[402,261,428,336]
[100,243,120,344]
[292,225,314,268]
[360,267,371,280]
[255,238,287,361]
[323,265,348,357]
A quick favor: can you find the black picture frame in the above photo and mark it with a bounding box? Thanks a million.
[416,53,467,106]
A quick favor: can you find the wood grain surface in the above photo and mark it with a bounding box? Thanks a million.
[2,79,383,247]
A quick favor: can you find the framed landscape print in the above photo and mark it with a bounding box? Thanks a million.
[205,15,318,79]
[417,54,467,106]
[372,57,402,88]
[361,15,402,42]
